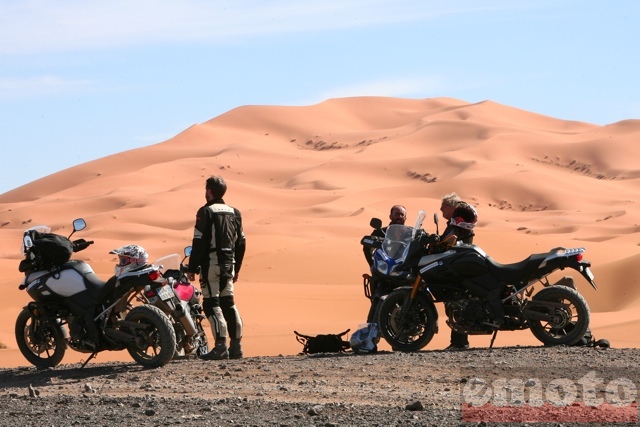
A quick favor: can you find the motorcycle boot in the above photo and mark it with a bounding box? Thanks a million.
[201,340,229,360]
[229,338,243,359]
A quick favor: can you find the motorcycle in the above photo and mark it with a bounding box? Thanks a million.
[142,247,209,358]
[360,211,427,324]
[372,211,597,351]
[16,218,177,368]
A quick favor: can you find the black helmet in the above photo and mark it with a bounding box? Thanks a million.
[451,205,477,231]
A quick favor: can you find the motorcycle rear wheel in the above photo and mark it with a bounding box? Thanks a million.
[528,285,590,346]
[378,290,437,352]
[124,305,177,368]
[15,308,66,369]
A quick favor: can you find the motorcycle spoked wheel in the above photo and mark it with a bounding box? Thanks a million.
[378,290,437,352]
[15,308,66,369]
[528,285,590,346]
[124,305,177,368]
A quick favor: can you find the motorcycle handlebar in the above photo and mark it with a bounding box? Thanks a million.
[72,239,94,252]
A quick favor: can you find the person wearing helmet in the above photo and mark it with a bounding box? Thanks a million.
[186,176,246,360]
[439,192,478,350]
[110,245,149,276]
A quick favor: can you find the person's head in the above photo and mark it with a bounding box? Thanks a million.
[109,244,149,276]
[205,176,227,202]
[440,192,463,220]
[389,205,407,225]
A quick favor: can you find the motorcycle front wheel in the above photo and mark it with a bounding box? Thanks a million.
[124,305,177,368]
[528,285,590,346]
[15,308,66,369]
[378,290,437,352]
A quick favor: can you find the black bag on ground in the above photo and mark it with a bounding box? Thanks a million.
[294,329,350,354]
[29,232,74,270]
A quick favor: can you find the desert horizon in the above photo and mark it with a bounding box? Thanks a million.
[1,96,639,368]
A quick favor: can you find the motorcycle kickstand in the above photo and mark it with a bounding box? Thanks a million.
[489,330,498,350]
[80,351,98,368]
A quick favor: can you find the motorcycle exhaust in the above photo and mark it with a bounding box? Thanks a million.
[173,303,197,337]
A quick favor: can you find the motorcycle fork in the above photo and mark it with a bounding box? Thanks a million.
[401,275,423,317]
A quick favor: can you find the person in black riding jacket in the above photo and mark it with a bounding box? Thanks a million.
[363,205,407,266]
[187,176,246,360]
[363,205,407,323]
[439,193,478,350]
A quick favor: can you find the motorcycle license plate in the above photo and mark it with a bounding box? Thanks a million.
[157,285,174,301]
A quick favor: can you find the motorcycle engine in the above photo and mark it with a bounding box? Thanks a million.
[446,298,490,332]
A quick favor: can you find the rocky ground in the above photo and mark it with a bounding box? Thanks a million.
[0,346,638,426]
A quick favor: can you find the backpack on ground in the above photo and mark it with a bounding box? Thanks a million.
[294,329,351,354]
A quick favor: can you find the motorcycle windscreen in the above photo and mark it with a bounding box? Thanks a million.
[382,225,414,261]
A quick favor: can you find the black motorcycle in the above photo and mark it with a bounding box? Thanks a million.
[16,218,177,368]
[373,212,597,351]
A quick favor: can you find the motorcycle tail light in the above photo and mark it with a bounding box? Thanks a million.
[148,270,161,281]
[145,289,157,298]
[575,253,583,261]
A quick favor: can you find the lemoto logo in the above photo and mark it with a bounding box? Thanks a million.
[461,370,638,423]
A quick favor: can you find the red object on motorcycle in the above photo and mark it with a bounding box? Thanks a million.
[145,289,157,298]
[148,270,161,281]
[173,282,195,302]
[575,253,583,261]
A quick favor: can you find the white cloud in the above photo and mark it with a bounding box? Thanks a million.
[0,0,529,54]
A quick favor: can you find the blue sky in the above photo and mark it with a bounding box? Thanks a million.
[1,0,638,195]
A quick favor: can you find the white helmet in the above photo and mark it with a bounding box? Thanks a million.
[110,244,149,276]
[350,323,380,354]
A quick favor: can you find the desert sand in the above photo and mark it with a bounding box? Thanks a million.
[1,96,639,368]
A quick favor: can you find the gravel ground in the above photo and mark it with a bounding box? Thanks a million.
[0,346,638,426]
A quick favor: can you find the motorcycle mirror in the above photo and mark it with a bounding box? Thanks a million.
[184,246,192,257]
[69,218,86,239]
[370,218,383,230]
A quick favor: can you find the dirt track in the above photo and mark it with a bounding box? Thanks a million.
[0,346,638,426]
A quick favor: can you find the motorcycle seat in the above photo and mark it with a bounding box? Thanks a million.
[485,253,549,283]
[82,273,118,302]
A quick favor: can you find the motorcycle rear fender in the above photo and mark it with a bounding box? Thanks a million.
[547,258,598,291]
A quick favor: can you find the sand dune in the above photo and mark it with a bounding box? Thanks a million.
[1,96,639,367]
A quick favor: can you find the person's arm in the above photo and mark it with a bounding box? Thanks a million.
[233,208,246,281]
[187,206,210,281]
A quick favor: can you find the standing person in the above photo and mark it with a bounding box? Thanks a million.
[187,176,246,360]
[363,205,407,323]
[439,192,477,350]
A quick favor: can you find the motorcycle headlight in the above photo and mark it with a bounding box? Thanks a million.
[376,260,388,275]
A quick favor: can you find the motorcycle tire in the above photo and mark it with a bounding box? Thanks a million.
[124,305,177,368]
[193,313,210,358]
[15,308,66,369]
[528,285,590,346]
[378,289,437,352]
